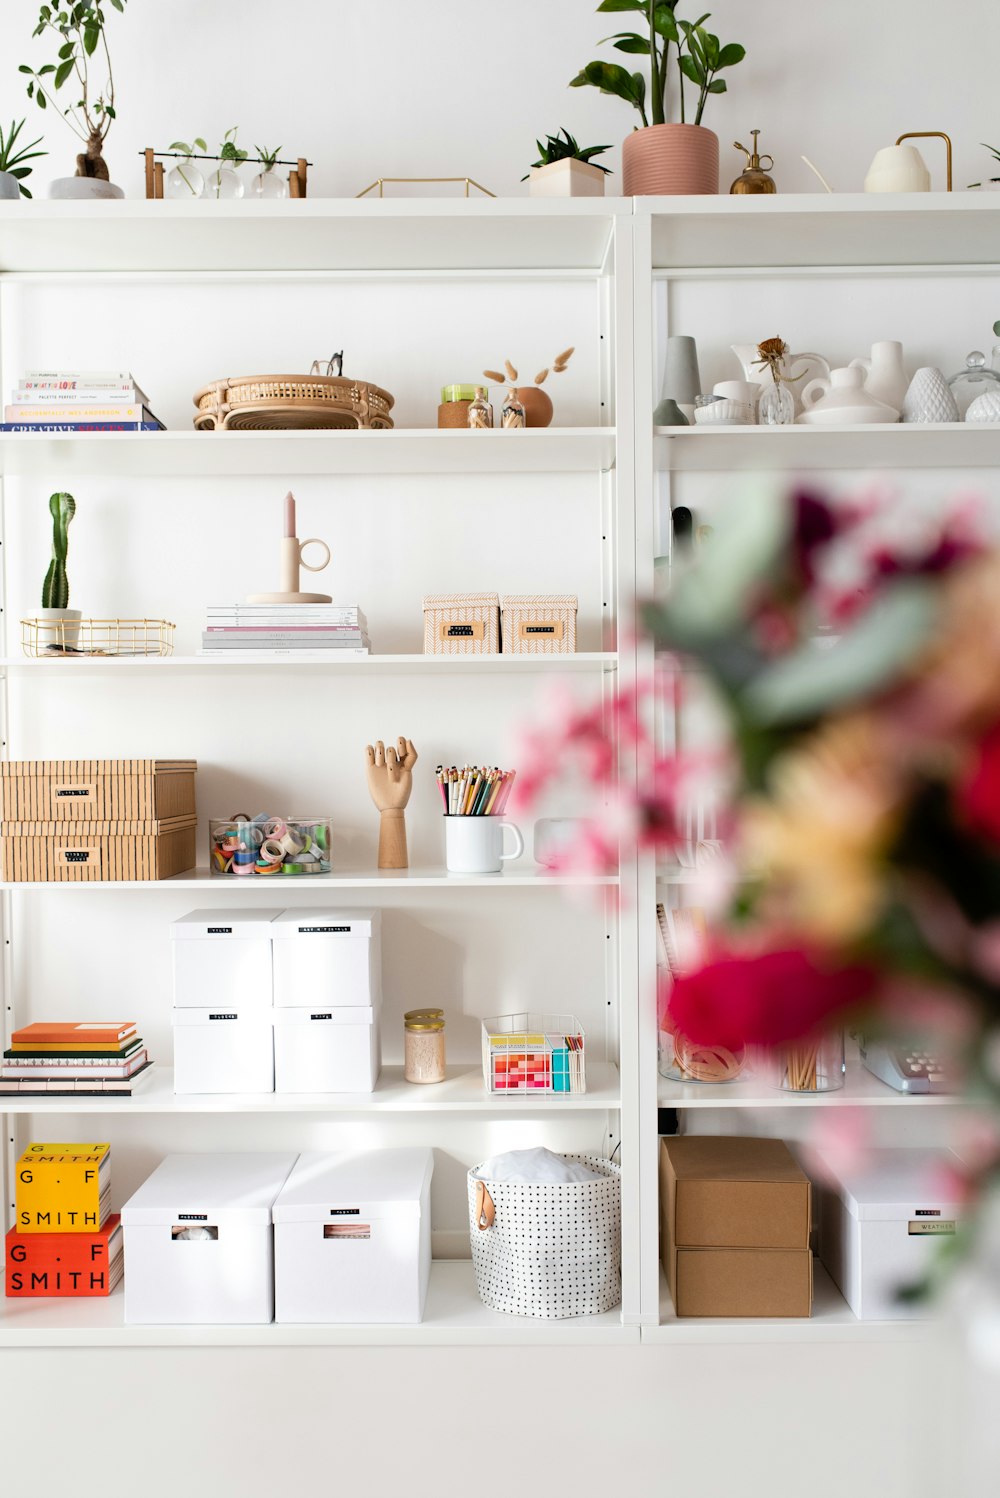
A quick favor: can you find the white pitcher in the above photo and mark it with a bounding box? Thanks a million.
[849,341,907,416]
[731,344,831,415]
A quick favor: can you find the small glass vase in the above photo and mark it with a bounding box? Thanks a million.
[165,156,204,199]
[252,165,287,199]
[208,164,244,200]
[767,1031,845,1093]
[758,378,795,425]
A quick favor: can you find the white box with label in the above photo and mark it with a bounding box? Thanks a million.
[271,909,381,1009]
[817,1148,963,1320]
[272,1005,379,1093]
[172,1008,274,1094]
[122,1152,297,1324]
[171,908,282,1010]
[273,1148,433,1323]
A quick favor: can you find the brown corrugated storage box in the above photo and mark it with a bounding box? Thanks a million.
[660,1136,813,1318]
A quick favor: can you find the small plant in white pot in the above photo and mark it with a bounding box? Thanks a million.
[523,128,612,197]
[20,0,128,199]
[38,492,81,649]
[0,119,47,199]
[571,0,745,196]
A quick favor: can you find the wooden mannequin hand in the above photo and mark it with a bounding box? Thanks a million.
[365,737,418,813]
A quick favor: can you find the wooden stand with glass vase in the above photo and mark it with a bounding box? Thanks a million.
[144,144,310,199]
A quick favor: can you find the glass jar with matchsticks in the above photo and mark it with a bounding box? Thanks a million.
[767,1031,846,1093]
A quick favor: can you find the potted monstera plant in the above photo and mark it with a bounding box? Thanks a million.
[571,0,745,196]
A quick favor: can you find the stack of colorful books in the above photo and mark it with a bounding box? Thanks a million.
[1,370,164,431]
[199,603,371,659]
[0,1021,153,1096]
[5,1140,123,1298]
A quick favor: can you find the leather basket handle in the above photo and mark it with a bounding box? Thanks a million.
[474,1180,495,1230]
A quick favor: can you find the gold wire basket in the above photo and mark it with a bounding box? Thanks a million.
[21,618,176,658]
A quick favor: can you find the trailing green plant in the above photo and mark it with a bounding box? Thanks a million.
[522,127,612,179]
[571,1,745,129]
[969,145,1000,189]
[219,125,247,169]
[42,492,76,610]
[20,0,127,180]
[0,118,47,197]
[255,143,282,173]
[169,135,206,195]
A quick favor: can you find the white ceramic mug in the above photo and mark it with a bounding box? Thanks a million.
[445,817,524,875]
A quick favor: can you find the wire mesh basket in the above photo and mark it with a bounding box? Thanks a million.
[481,1012,586,1096]
[21,618,176,658]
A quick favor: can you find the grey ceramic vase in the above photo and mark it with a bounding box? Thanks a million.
[659,335,702,408]
[653,397,689,426]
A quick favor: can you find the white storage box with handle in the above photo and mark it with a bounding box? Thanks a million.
[468,1153,622,1318]
[273,1148,433,1323]
[271,909,381,1008]
[172,1008,274,1093]
[272,1006,380,1093]
[122,1152,297,1324]
[817,1147,964,1320]
[170,907,282,1010]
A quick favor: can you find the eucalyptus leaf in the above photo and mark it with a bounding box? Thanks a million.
[744,582,937,726]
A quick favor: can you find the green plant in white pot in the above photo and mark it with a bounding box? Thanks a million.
[0,119,47,199]
[38,492,81,649]
[571,0,745,196]
[523,128,612,197]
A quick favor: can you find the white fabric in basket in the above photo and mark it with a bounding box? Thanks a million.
[473,1147,602,1185]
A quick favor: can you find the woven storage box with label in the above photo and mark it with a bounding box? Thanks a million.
[2,816,197,882]
[0,759,196,823]
[501,595,577,655]
[423,593,500,656]
[468,1153,621,1318]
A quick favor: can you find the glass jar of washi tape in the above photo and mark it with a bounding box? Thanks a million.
[209,814,332,876]
[404,1009,446,1084]
[657,1025,747,1086]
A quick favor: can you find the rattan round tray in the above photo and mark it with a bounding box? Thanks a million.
[193,373,395,431]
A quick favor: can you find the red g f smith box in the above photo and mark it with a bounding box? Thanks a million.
[4,1215,122,1296]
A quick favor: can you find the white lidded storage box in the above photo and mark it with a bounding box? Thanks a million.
[500,594,578,655]
[172,1008,273,1094]
[122,1152,296,1324]
[273,1006,380,1093]
[422,592,500,656]
[170,907,282,1010]
[817,1148,963,1320]
[273,1148,433,1323]
[271,909,381,1009]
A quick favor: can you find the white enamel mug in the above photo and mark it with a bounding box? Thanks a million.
[445,817,524,875]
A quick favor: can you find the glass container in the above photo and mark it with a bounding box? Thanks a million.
[404,1014,446,1084]
[251,166,287,199]
[758,378,795,425]
[208,164,244,200]
[767,1031,845,1093]
[658,1028,747,1085]
[948,350,1000,417]
[501,389,526,429]
[209,815,332,875]
[468,387,493,429]
[165,156,205,199]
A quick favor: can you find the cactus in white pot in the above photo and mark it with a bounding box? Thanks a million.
[38,491,82,649]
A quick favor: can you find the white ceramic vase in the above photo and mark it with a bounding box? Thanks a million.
[730,344,830,415]
[48,177,124,200]
[864,144,930,193]
[966,390,1000,424]
[849,341,908,415]
[0,171,21,201]
[35,607,82,651]
[528,158,606,197]
[798,366,899,425]
[902,368,960,424]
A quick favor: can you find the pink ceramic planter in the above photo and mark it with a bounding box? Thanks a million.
[622,124,719,196]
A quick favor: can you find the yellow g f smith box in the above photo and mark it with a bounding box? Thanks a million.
[16,1143,111,1233]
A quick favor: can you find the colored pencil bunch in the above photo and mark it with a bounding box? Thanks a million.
[436,765,516,816]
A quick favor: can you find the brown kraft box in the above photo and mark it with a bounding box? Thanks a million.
[660,1136,813,1318]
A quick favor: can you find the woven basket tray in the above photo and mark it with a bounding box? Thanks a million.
[192,373,395,431]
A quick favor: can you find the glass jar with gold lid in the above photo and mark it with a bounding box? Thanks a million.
[404,1010,446,1084]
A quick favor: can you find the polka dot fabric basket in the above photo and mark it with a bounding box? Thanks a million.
[468,1153,622,1318]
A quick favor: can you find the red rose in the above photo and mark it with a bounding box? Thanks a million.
[957,720,1000,844]
[667,948,875,1051]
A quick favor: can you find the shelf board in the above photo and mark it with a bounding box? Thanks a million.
[640,192,1000,271]
[1,652,618,677]
[0,427,616,478]
[0,1259,635,1347]
[655,423,1000,472]
[0,1062,620,1115]
[0,864,619,891]
[657,1048,963,1109]
[645,1265,935,1344]
[0,199,623,275]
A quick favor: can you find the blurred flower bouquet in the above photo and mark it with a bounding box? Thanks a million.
[519,484,1000,1219]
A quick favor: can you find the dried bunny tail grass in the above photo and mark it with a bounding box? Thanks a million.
[535,368,549,384]
[553,346,575,367]
[504,359,518,381]
[483,369,506,383]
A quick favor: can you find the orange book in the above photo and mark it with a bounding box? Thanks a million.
[5,1216,122,1296]
[11,1022,136,1047]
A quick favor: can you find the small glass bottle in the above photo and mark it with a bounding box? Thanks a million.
[404,1010,446,1084]
[768,1031,845,1093]
[468,386,493,429]
[501,389,526,429]
[758,377,795,425]
[251,163,287,199]
[166,156,205,199]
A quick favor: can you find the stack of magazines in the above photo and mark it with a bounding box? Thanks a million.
[1,369,164,431]
[0,1021,153,1096]
[200,603,371,659]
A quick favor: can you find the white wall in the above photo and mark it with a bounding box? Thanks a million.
[3,0,1000,200]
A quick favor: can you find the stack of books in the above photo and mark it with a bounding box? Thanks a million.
[199,603,371,659]
[1,369,164,431]
[0,1020,153,1096]
[5,1141,123,1298]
